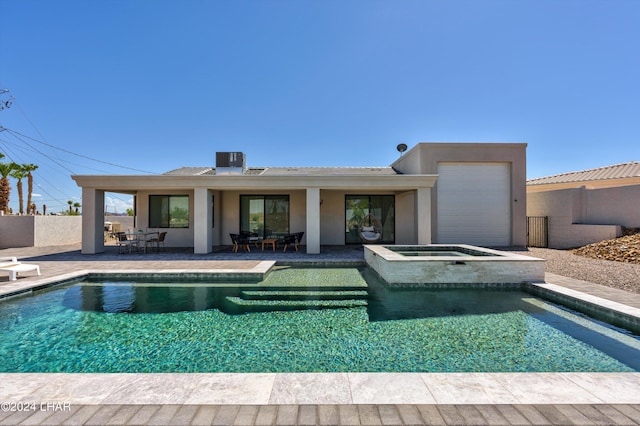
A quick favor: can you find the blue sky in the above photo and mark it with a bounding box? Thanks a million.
[1,0,638,213]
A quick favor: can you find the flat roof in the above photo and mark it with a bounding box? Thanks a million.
[164,166,398,176]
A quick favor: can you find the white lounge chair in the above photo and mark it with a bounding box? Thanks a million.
[0,256,41,281]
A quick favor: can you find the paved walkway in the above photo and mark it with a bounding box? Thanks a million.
[2,245,640,425]
[2,403,640,425]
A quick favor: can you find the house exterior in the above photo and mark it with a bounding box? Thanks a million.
[527,161,640,248]
[72,142,528,254]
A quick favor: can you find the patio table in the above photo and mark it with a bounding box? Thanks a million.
[125,231,159,253]
[261,238,279,251]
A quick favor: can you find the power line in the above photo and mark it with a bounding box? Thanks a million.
[0,135,115,173]
[0,136,81,206]
[1,127,157,174]
[1,128,76,173]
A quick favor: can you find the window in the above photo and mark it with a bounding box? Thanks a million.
[240,195,289,239]
[345,195,395,244]
[149,195,189,228]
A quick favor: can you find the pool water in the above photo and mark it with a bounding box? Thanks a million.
[393,251,467,257]
[385,245,495,257]
[1,267,639,373]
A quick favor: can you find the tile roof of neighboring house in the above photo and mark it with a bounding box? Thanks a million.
[164,166,398,176]
[527,161,640,185]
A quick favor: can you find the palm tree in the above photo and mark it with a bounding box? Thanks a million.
[22,164,38,214]
[0,160,17,214]
[67,200,73,214]
[9,164,28,214]
[73,202,81,214]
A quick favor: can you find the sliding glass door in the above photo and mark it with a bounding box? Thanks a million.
[240,195,289,239]
[345,195,395,244]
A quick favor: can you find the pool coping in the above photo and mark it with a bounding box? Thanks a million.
[2,372,640,405]
[2,266,640,405]
[0,261,277,299]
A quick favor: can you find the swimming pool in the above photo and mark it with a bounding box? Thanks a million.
[1,267,639,373]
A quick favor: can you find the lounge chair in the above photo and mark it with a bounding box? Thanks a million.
[0,256,41,281]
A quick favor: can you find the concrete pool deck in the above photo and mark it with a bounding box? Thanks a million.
[1,245,640,424]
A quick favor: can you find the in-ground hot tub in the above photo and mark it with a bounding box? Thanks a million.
[364,244,546,285]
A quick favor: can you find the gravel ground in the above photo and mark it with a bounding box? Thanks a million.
[517,247,640,294]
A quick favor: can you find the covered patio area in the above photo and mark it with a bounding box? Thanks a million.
[74,173,437,256]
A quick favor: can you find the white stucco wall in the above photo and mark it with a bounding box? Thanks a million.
[0,216,82,248]
[527,188,623,249]
[0,216,35,248]
[319,190,346,245]
[584,184,640,228]
[395,190,416,244]
[104,216,134,233]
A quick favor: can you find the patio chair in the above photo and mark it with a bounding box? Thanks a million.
[116,232,138,254]
[230,233,251,252]
[146,231,167,252]
[240,230,260,248]
[282,231,304,252]
[0,256,41,281]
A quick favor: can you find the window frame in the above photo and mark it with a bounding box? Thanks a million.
[148,194,190,228]
[239,194,290,239]
[344,194,395,244]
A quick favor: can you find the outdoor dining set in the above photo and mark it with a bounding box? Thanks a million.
[110,229,303,255]
[230,231,304,253]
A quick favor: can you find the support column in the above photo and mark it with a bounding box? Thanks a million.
[306,187,321,254]
[81,187,105,254]
[415,187,432,244]
[194,188,213,254]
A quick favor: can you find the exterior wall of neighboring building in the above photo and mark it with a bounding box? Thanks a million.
[527,188,623,249]
[104,216,134,233]
[583,184,640,228]
[392,143,527,246]
[0,216,82,248]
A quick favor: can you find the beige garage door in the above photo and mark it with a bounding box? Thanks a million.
[436,163,511,246]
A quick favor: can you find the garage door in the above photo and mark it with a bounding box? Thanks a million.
[437,163,511,246]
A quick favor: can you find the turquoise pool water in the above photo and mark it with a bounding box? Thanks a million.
[1,267,639,373]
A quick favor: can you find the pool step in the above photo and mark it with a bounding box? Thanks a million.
[223,288,369,314]
[240,290,369,301]
[249,285,367,292]
[224,296,367,313]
